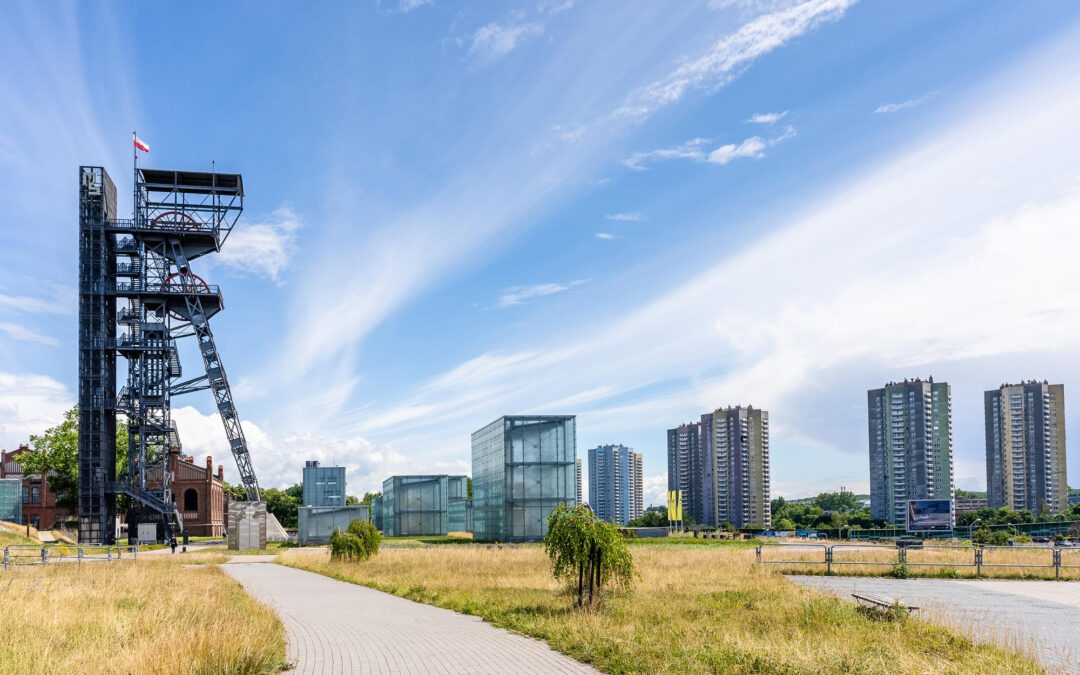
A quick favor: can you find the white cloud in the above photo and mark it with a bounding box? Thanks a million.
[643,472,668,508]
[538,0,575,15]
[0,372,72,449]
[171,405,409,495]
[874,90,938,114]
[0,322,58,346]
[595,232,618,240]
[384,0,433,13]
[625,125,795,169]
[746,110,788,124]
[0,288,74,315]
[605,212,643,221]
[496,279,589,308]
[468,22,544,64]
[612,0,856,120]
[214,206,301,282]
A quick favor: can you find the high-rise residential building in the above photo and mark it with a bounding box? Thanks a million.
[588,445,643,525]
[985,381,1067,514]
[631,450,643,520]
[575,458,583,506]
[667,422,702,523]
[471,415,576,542]
[700,406,771,529]
[302,460,346,507]
[867,378,953,527]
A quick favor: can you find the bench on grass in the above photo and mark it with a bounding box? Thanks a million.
[852,592,919,612]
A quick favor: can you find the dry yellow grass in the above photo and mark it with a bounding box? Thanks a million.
[0,558,286,674]
[280,544,1042,673]
[761,543,1080,579]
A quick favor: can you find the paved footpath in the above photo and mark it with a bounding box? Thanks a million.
[790,575,1080,673]
[224,561,599,675]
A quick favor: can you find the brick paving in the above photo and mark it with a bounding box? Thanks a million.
[224,561,599,674]
[789,575,1080,673]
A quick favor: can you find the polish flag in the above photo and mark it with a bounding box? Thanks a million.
[133,136,150,153]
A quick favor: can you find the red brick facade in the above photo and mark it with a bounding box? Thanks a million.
[0,445,72,530]
[171,455,226,537]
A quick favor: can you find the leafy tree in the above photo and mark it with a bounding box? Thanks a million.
[223,482,247,500]
[627,505,667,527]
[774,517,796,531]
[345,495,360,506]
[467,476,473,500]
[263,487,301,529]
[19,406,128,510]
[972,528,991,544]
[360,491,382,507]
[815,491,859,512]
[544,504,635,609]
[329,519,381,561]
[989,529,1012,546]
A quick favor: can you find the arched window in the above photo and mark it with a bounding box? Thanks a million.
[184,488,199,512]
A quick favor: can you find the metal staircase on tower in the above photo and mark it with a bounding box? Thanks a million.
[77,164,264,544]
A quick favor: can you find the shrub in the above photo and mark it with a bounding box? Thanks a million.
[890,562,909,579]
[330,519,381,561]
[544,504,635,609]
[972,528,991,544]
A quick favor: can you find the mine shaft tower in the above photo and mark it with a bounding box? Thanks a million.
[78,164,261,544]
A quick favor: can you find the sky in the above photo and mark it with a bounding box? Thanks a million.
[2,1,1080,507]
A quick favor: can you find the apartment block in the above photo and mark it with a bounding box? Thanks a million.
[868,378,954,527]
[985,381,1067,514]
[588,444,643,525]
[701,406,771,529]
[667,422,702,523]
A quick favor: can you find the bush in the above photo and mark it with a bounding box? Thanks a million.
[972,528,991,545]
[889,562,909,579]
[544,504,635,609]
[330,519,381,561]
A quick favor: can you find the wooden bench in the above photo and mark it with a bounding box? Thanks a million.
[852,592,919,612]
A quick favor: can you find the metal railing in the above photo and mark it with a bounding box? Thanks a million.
[2,545,138,568]
[756,542,1079,578]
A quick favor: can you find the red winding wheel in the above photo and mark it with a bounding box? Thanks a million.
[151,211,199,229]
[162,271,210,320]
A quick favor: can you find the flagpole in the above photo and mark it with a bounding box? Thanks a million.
[132,130,138,226]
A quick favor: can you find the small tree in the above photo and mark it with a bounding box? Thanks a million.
[544,504,634,609]
[330,518,381,561]
[972,528,991,544]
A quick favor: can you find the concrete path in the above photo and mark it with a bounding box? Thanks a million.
[790,575,1080,673]
[224,562,599,675]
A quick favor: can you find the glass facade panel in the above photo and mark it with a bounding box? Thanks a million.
[472,415,576,542]
[0,479,21,524]
[302,462,346,507]
[380,475,467,536]
[297,505,370,545]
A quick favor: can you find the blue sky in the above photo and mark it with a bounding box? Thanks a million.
[3,1,1080,506]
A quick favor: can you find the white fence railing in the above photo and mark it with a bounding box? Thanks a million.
[2,545,138,568]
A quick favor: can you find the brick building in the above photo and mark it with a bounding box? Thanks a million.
[0,444,72,530]
[171,454,226,537]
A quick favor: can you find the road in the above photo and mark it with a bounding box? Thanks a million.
[223,560,599,674]
[790,575,1080,673]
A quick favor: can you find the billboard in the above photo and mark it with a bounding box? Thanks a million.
[906,499,953,532]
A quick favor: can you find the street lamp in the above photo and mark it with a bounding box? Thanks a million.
[968,518,982,542]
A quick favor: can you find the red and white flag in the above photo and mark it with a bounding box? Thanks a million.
[133,136,150,153]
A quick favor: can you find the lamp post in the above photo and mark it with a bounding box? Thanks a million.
[969,518,982,542]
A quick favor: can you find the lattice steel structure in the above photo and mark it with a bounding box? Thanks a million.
[78,164,261,544]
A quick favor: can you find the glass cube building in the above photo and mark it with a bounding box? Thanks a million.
[471,415,577,542]
[302,461,346,507]
[297,505,370,545]
[381,474,469,536]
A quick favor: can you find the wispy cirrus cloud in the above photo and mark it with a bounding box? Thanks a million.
[612,0,856,120]
[0,322,58,346]
[496,279,589,308]
[0,287,73,315]
[624,125,795,169]
[605,212,643,221]
[468,21,544,64]
[747,110,788,124]
[595,232,619,240]
[874,90,938,114]
[214,206,302,282]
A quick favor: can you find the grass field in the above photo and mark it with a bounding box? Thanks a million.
[759,543,1080,580]
[279,543,1041,673]
[0,557,286,674]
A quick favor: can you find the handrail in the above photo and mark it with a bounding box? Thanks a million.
[2,544,139,568]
